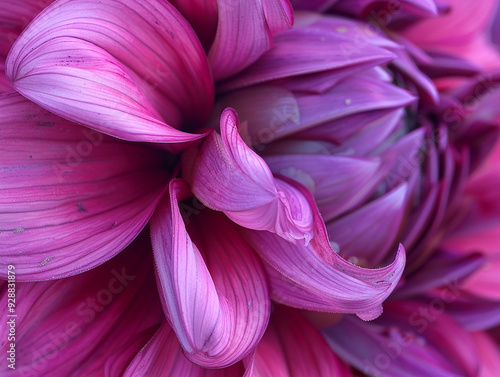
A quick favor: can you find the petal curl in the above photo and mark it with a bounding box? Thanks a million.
[150,179,270,368]
[6,0,213,144]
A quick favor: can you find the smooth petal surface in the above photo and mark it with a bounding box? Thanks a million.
[250,306,351,377]
[186,108,314,243]
[208,0,293,81]
[150,179,270,368]
[239,179,405,321]
[6,0,213,144]
[218,19,396,93]
[327,183,409,267]
[265,154,384,221]
[0,92,169,280]
[0,234,163,376]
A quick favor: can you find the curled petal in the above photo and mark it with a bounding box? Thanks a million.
[150,179,270,368]
[239,178,406,321]
[185,108,314,243]
[6,0,213,144]
[0,93,168,280]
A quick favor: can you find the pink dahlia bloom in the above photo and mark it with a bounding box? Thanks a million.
[2,0,500,376]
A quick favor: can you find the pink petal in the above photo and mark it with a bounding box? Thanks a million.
[239,178,406,321]
[264,154,385,221]
[123,322,245,377]
[6,0,213,144]
[208,0,293,81]
[0,92,169,280]
[471,331,500,377]
[0,233,163,376]
[150,179,270,368]
[185,108,314,243]
[250,306,351,377]
[326,183,410,267]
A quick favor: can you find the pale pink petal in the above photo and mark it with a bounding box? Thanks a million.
[239,179,406,321]
[208,0,292,81]
[0,93,168,280]
[6,0,213,144]
[185,108,314,243]
[0,234,163,376]
[150,179,270,368]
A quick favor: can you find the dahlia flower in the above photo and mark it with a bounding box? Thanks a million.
[1,0,500,376]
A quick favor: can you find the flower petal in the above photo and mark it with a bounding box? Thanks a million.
[239,178,406,321]
[185,108,314,242]
[265,154,385,221]
[326,183,409,267]
[0,92,168,280]
[6,0,213,144]
[208,0,292,81]
[217,19,396,93]
[150,179,270,368]
[250,306,351,377]
[123,322,245,377]
[324,302,479,377]
[0,233,163,376]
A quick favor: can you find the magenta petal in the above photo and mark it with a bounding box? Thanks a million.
[240,180,406,321]
[208,0,292,81]
[0,234,163,376]
[6,0,213,144]
[0,93,169,280]
[186,108,314,242]
[123,322,245,377]
[250,307,351,377]
[150,179,270,368]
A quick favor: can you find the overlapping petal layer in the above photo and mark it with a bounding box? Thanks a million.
[0,92,169,280]
[240,179,405,321]
[0,234,163,376]
[150,179,270,367]
[5,0,214,144]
